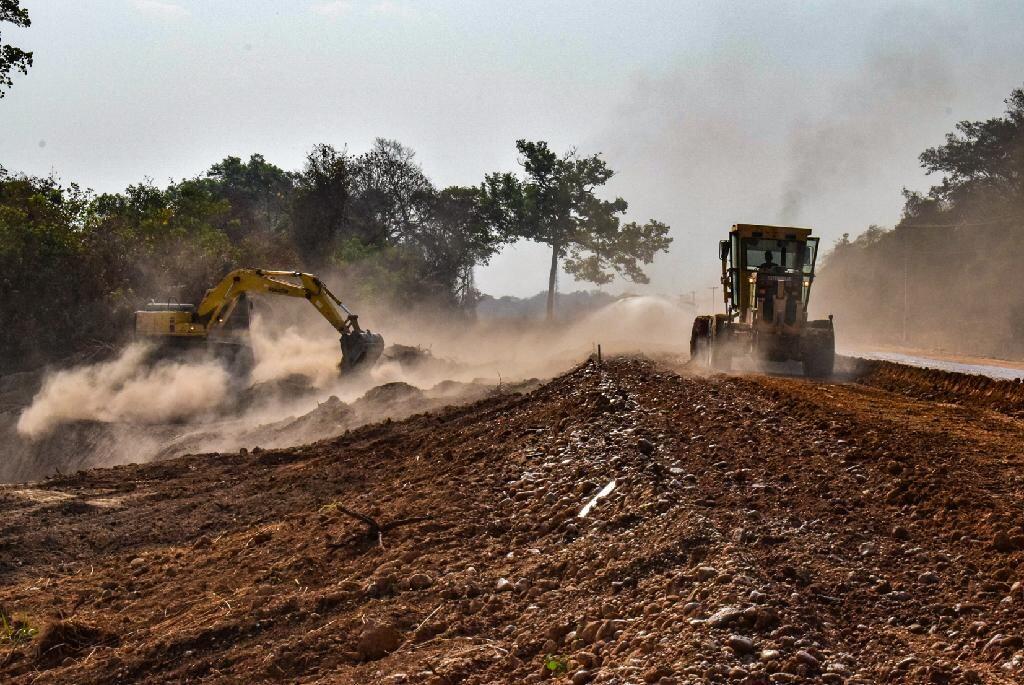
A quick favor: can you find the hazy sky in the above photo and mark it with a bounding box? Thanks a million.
[3,1,1024,301]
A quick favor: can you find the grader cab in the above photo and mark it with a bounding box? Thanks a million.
[690,224,835,377]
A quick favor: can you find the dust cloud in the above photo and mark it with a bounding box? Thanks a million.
[3,295,692,483]
[593,3,995,305]
[16,344,232,438]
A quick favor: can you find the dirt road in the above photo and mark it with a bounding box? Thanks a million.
[2,357,1023,684]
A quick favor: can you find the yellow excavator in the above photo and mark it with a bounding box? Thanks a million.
[134,269,384,374]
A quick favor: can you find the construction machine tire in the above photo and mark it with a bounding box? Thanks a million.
[690,316,713,366]
[801,320,835,378]
[710,315,733,372]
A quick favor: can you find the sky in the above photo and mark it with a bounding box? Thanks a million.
[2,0,1024,301]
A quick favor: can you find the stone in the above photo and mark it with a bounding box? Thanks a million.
[572,670,596,685]
[579,621,601,644]
[356,625,403,661]
[795,650,820,670]
[707,606,743,628]
[696,566,718,581]
[728,634,755,654]
[992,532,1017,553]
[407,573,432,590]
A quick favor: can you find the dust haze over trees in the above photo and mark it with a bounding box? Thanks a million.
[816,84,1024,356]
[481,140,672,320]
[0,137,667,370]
[0,0,32,98]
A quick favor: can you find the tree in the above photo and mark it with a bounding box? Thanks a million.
[919,87,1024,200]
[906,86,1024,226]
[206,154,295,238]
[482,140,672,320]
[413,185,506,308]
[348,138,435,247]
[0,168,91,364]
[815,84,1024,354]
[0,0,32,97]
[291,144,351,266]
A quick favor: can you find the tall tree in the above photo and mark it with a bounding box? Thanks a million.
[291,144,351,267]
[414,185,506,308]
[482,140,672,320]
[0,0,32,97]
[349,138,435,247]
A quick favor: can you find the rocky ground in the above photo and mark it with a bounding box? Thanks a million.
[2,356,1024,684]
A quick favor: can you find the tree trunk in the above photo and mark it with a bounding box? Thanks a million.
[546,242,559,322]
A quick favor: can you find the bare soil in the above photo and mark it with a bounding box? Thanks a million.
[2,356,1023,684]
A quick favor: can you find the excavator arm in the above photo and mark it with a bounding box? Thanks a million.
[135,269,384,373]
[197,269,359,335]
[195,269,384,372]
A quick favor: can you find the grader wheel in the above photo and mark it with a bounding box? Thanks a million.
[801,321,835,378]
[710,314,733,372]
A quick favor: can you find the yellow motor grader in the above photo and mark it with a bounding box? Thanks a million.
[134,269,384,375]
[690,224,834,377]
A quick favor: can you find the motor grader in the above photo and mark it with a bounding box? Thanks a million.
[134,269,384,375]
[690,224,834,377]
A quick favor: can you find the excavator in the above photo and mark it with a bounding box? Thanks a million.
[690,224,835,377]
[134,269,384,375]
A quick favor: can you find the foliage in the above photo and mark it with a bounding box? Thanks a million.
[816,84,1024,355]
[0,135,667,367]
[0,139,516,369]
[542,654,569,673]
[0,606,37,644]
[0,0,32,97]
[482,140,671,319]
[291,144,351,267]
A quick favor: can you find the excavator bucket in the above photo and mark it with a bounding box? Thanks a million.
[340,330,385,373]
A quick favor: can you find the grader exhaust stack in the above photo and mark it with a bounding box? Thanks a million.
[690,224,835,377]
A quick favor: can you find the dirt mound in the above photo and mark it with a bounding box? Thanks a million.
[354,382,427,420]
[33,620,119,668]
[265,394,356,440]
[381,343,434,367]
[235,373,319,410]
[852,357,1024,416]
[2,357,1023,683]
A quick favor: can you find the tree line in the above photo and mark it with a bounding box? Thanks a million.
[816,85,1024,356]
[0,139,671,370]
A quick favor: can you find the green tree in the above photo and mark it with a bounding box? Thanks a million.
[291,144,351,267]
[349,138,435,247]
[918,86,1024,206]
[482,140,672,320]
[206,154,295,238]
[414,185,507,309]
[0,169,91,365]
[0,0,32,97]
